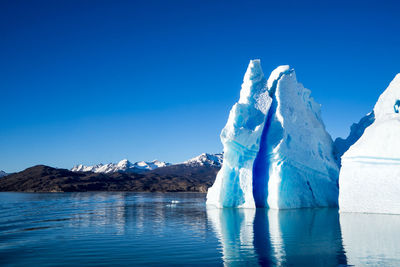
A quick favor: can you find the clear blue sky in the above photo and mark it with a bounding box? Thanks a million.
[1,0,399,172]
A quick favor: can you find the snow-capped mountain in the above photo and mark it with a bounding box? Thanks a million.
[0,171,8,177]
[134,160,170,170]
[71,153,223,174]
[71,159,171,174]
[183,153,223,167]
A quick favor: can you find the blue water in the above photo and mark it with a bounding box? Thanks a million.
[1,192,400,266]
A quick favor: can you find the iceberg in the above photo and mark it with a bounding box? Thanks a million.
[206,60,273,208]
[207,60,339,209]
[339,74,400,214]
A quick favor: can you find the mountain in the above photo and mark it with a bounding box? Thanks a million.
[71,159,171,174]
[0,153,223,193]
[0,163,219,193]
[207,60,338,209]
[0,171,8,177]
[182,153,223,167]
[71,153,222,174]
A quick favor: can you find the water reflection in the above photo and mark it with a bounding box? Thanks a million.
[207,208,258,265]
[340,212,400,266]
[2,193,400,266]
[208,207,347,266]
[0,192,219,266]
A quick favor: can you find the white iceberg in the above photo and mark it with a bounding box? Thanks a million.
[339,74,400,214]
[207,60,339,209]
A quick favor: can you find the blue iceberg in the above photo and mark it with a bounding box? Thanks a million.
[207,60,339,209]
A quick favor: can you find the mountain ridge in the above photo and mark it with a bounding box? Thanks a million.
[71,159,172,174]
[71,153,222,174]
[0,153,223,193]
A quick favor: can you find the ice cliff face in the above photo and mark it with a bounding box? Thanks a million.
[207,60,339,209]
[254,64,338,209]
[339,74,400,214]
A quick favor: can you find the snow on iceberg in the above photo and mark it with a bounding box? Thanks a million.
[207,59,339,209]
[339,74,400,214]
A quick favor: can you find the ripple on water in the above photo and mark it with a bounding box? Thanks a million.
[0,192,399,266]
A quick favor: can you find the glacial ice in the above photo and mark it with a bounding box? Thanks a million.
[206,60,273,208]
[207,60,339,209]
[339,74,400,214]
[333,111,375,166]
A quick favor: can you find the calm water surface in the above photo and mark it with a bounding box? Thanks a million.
[0,192,399,266]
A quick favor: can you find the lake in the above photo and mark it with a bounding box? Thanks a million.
[0,192,399,266]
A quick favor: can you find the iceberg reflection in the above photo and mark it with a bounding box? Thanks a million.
[207,208,259,266]
[340,212,400,266]
[207,208,347,266]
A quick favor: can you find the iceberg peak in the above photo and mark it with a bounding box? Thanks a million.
[373,73,400,120]
[243,59,263,81]
[207,60,338,209]
[239,59,267,105]
[207,59,272,208]
[267,65,291,89]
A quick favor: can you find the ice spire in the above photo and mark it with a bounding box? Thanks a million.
[207,60,339,209]
[206,59,274,208]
